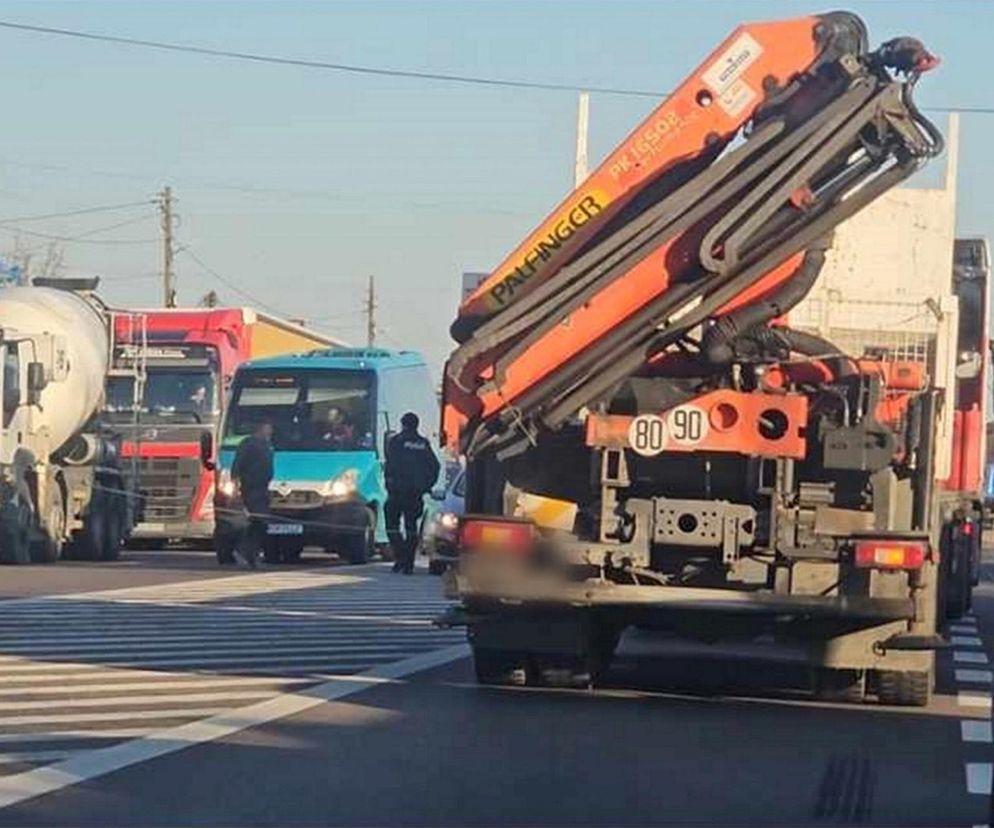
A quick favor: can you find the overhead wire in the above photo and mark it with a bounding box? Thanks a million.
[0,19,987,113]
[0,211,158,245]
[0,199,153,223]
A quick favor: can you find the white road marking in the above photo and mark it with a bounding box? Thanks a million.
[0,707,230,727]
[0,643,469,810]
[0,691,274,712]
[0,751,70,766]
[956,669,994,684]
[952,636,984,647]
[961,720,993,743]
[952,623,980,634]
[958,692,993,711]
[0,729,154,746]
[967,763,993,795]
[955,651,990,665]
[0,678,294,697]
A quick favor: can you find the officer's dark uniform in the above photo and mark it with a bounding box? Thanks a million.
[385,415,440,574]
[231,432,274,567]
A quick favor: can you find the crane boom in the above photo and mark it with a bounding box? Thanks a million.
[443,11,940,459]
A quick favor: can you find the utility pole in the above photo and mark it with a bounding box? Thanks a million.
[157,186,176,307]
[574,91,590,189]
[365,275,376,347]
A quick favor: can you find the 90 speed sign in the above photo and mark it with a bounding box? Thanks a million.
[627,405,709,457]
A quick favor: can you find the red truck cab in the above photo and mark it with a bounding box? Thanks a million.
[107,308,341,544]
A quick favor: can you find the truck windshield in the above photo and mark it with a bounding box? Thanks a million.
[106,368,218,424]
[224,369,375,452]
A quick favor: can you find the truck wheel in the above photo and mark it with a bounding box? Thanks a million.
[813,668,866,704]
[472,646,529,687]
[32,485,65,563]
[877,669,930,707]
[945,551,972,620]
[1,501,32,564]
[101,493,123,562]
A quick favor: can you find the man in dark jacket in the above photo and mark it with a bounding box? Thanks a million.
[385,412,440,574]
[231,420,274,569]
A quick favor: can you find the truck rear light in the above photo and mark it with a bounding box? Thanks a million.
[854,540,927,570]
[460,519,533,553]
[961,521,974,536]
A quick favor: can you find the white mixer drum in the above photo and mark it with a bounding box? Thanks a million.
[0,287,108,453]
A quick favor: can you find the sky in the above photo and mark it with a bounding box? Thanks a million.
[0,0,987,378]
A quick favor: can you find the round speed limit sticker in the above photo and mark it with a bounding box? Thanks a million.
[667,404,709,446]
[628,414,667,456]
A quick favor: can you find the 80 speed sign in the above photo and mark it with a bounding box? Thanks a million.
[627,405,709,456]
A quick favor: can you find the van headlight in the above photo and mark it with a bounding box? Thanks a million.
[218,469,236,498]
[323,469,359,500]
[438,512,459,530]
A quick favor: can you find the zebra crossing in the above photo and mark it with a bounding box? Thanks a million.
[0,565,463,777]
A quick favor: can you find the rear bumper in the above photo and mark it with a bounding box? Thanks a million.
[448,573,914,623]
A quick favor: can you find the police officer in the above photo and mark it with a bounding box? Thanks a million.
[231,419,274,569]
[385,412,440,574]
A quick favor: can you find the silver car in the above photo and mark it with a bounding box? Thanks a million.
[421,465,464,575]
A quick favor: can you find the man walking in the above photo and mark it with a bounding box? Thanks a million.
[231,419,274,569]
[385,412,440,574]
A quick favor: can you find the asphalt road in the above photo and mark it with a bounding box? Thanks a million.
[0,548,990,826]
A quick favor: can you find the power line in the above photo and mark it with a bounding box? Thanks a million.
[0,19,662,98]
[180,245,293,318]
[0,212,157,244]
[0,199,152,224]
[0,18,988,113]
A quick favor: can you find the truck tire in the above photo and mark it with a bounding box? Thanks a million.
[945,548,972,620]
[472,647,529,687]
[877,669,930,707]
[1,500,32,564]
[101,495,122,562]
[32,485,65,563]
[812,668,866,704]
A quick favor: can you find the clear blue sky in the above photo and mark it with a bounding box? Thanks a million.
[0,0,987,375]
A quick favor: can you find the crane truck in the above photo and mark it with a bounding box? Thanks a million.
[0,280,143,563]
[440,12,958,705]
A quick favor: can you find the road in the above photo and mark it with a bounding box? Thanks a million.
[0,549,990,826]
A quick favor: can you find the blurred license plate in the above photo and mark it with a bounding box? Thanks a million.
[267,523,303,536]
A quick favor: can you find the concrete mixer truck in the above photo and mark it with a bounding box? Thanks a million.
[0,279,143,563]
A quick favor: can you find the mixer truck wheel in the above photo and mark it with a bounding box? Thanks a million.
[101,493,123,562]
[32,486,65,563]
[1,500,32,564]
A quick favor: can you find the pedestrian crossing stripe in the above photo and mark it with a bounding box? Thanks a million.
[0,565,462,783]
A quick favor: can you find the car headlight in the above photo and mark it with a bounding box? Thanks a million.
[218,469,236,498]
[438,512,459,530]
[323,469,359,499]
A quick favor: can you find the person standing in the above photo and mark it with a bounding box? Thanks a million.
[385,412,440,574]
[231,420,274,569]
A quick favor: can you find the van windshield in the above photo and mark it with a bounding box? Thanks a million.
[224,369,375,452]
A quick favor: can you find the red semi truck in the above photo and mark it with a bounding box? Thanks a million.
[106,308,342,544]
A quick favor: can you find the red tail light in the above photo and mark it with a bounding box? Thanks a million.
[460,519,533,553]
[854,540,927,570]
[961,521,975,537]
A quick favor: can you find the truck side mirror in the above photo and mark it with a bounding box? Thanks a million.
[199,431,215,471]
[27,362,47,394]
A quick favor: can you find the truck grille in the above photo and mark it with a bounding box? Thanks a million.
[133,457,201,522]
[271,490,323,508]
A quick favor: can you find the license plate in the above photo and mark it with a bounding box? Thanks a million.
[267,523,304,536]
